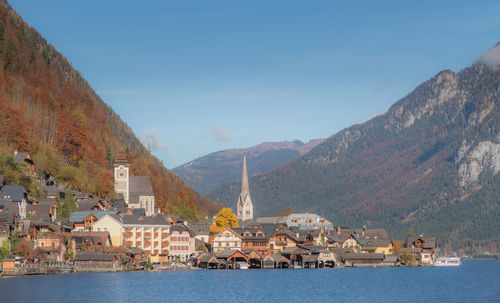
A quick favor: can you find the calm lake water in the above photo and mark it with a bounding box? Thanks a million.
[1,260,499,303]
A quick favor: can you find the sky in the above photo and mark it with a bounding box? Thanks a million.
[8,0,500,168]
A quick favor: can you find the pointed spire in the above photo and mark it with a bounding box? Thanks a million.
[240,151,250,197]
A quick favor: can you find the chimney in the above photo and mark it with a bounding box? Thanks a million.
[337,226,340,234]
[362,225,366,236]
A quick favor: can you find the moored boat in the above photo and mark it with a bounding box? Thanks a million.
[434,256,461,266]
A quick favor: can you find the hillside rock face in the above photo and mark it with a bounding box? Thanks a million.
[0,0,220,219]
[210,54,500,245]
[174,139,324,195]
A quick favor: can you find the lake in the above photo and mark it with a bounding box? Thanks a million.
[1,260,499,302]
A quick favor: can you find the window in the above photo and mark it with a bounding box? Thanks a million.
[97,228,100,231]
[104,228,107,231]
[41,242,45,247]
[245,210,250,215]
[52,242,56,247]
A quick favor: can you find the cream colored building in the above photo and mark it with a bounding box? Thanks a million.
[93,214,171,261]
[212,227,242,253]
[113,155,155,216]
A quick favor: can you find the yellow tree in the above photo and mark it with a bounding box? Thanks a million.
[210,208,239,233]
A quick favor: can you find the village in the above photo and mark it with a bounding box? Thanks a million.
[0,151,437,276]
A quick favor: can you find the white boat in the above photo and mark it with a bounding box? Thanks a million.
[236,262,248,269]
[434,256,461,266]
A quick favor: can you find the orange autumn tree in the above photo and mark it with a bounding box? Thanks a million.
[210,208,239,233]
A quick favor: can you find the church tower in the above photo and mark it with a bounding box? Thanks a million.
[113,153,130,204]
[237,153,253,221]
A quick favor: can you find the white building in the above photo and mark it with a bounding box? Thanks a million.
[114,154,155,216]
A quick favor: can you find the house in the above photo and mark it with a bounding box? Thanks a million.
[262,253,291,269]
[28,218,70,240]
[215,249,249,269]
[92,214,171,263]
[189,219,211,243]
[74,251,121,271]
[285,213,333,230]
[71,231,112,253]
[69,210,118,231]
[212,227,242,253]
[113,155,155,216]
[267,230,301,253]
[168,225,195,262]
[360,238,394,255]
[406,236,436,265]
[13,151,35,176]
[27,204,53,220]
[297,245,338,268]
[34,233,66,261]
[237,225,277,255]
[197,253,227,269]
[1,259,16,273]
[281,246,310,267]
[1,185,28,219]
[344,253,385,267]
[35,198,58,219]
[255,216,287,225]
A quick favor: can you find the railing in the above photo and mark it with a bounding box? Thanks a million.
[144,232,151,238]
[123,232,133,238]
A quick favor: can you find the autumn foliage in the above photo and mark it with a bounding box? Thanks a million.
[0,2,220,220]
[210,207,239,233]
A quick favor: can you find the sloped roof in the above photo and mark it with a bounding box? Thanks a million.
[256,216,286,224]
[69,210,118,223]
[285,213,333,230]
[189,222,211,235]
[0,210,15,224]
[27,204,51,220]
[344,253,385,260]
[361,238,392,248]
[171,225,194,236]
[75,251,115,261]
[129,176,154,204]
[13,152,30,164]
[1,185,26,202]
[77,199,101,211]
[407,236,436,249]
[217,248,239,259]
[37,198,57,208]
[132,208,146,216]
[110,214,170,226]
[110,199,127,209]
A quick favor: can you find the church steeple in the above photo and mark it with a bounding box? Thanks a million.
[237,152,253,221]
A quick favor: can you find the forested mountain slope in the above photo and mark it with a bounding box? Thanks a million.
[0,0,220,220]
[210,44,500,246]
[174,139,324,195]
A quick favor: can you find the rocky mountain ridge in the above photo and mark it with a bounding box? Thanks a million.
[210,46,500,246]
[174,139,325,195]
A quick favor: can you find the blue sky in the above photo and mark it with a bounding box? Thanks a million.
[9,0,500,168]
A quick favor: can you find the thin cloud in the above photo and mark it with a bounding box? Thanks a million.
[206,126,233,142]
[478,42,500,67]
[141,128,168,152]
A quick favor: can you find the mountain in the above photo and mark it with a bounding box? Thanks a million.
[174,139,325,195]
[0,0,220,220]
[210,44,500,247]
